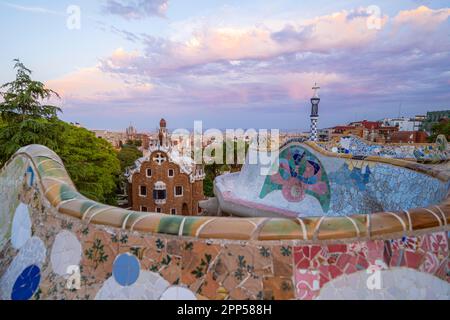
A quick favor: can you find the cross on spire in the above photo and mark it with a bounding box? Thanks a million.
[312,82,320,98]
[153,152,167,165]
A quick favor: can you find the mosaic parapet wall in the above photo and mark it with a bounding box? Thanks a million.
[0,145,449,300]
[215,140,450,217]
[318,135,449,163]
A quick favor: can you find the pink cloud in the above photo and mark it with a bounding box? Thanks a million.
[101,7,389,77]
[46,64,154,106]
[394,6,450,29]
[45,5,450,124]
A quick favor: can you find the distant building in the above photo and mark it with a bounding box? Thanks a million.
[376,126,399,143]
[92,130,127,149]
[92,125,150,150]
[331,120,398,142]
[348,120,381,130]
[317,128,331,142]
[126,124,138,141]
[126,119,206,215]
[390,131,429,143]
[140,133,150,150]
[331,125,365,138]
[381,116,425,132]
[421,110,450,133]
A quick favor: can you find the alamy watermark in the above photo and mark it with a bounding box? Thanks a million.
[366,5,382,30]
[169,121,280,176]
[66,5,81,30]
[366,260,388,290]
[66,265,81,290]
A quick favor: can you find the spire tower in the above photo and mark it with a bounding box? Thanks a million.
[310,83,320,142]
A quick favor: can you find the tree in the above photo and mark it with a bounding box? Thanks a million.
[125,139,142,147]
[0,59,61,122]
[0,59,63,163]
[429,119,450,142]
[117,145,143,172]
[0,60,121,205]
[0,59,63,164]
[202,139,250,197]
[0,118,62,163]
[203,176,214,197]
[56,123,121,205]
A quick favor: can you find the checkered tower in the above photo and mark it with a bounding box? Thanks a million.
[310,83,320,142]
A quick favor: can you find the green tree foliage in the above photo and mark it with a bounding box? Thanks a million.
[429,119,450,142]
[0,118,61,160]
[56,123,121,205]
[203,174,214,197]
[117,145,143,172]
[0,59,63,163]
[0,59,61,122]
[203,140,249,197]
[125,139,142,147]
[0,60,121,205]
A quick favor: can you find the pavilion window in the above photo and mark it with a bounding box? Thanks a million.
[139,186,147,196]
[153,181,167,205]
[153,189,167,200]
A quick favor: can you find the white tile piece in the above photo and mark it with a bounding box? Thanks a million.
[95,271,170,300]
[50,230,82,276]
[11,203,32,250]
[160,286,197,300]
[0,236,46,300]
[318,268,450,300]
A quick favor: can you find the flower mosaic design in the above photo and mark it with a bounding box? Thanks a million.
[260,146,331,212]
[84,238,109,270]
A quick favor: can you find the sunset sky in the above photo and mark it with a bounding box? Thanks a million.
[0,0,449,131]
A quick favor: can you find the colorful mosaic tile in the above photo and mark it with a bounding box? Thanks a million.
[259,145,331,212]
[0,144,449,301]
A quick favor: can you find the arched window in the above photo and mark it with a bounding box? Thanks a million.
[153,181,167,205]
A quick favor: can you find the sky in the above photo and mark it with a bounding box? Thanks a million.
[0,0,449,132]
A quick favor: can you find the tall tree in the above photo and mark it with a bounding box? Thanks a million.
[0,60,121,205]
[0,59,61,122]
[0,59,63,163]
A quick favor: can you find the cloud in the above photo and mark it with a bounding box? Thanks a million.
[46,64,154,105]
[100,7,389,77]
[102,0,168,20]
[0,2,63,16]
[50,6,450,129]
[394,5,450,29]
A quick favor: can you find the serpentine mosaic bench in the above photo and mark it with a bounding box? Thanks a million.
[317,135,449,163]
[0,145,449,300]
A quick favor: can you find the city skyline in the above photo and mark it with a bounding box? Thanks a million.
[0,0,449,131]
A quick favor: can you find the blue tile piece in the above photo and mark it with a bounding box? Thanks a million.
[26,166,34,186]
[11,265,41,300]
[113,253,140,286]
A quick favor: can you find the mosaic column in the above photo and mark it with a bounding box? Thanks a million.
[309,83,320,142]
